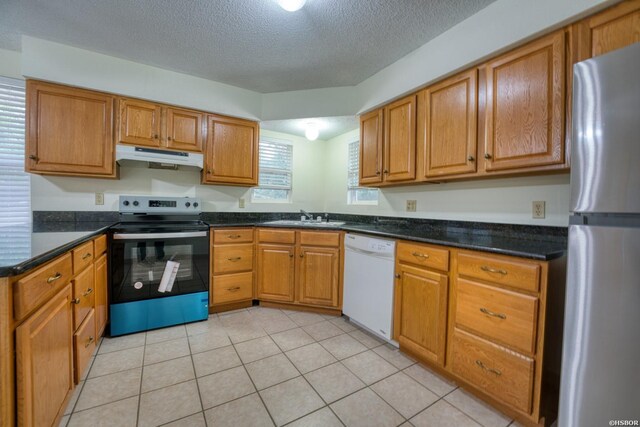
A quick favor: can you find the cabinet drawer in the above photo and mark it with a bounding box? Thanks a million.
[13,253,73,321]
[456,279,538,354]
[258,228,296,244]
[299,231,340,247]
[212,272,253,304]
[397,241,449,271]
[74,309,96,384]
[72,266,95,331]
[94,234,107,256]
[213,244,254,274]
[451,329,534,414]
[72,241,94,274]
[213,228,254,244]
[457,252,540,292]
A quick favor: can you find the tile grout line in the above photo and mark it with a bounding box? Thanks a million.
[135,331,148,427]
[186,327,209,427]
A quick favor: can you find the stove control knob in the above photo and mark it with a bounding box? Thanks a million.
[123,200,130,206]
[133,201,139,207]
[193,202,199,208]
[185,202,191,208]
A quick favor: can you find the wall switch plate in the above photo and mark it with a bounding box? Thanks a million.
[95,192,104,205]
[239,198,245,208]
[406,200,417,212]
[532,201,545,219]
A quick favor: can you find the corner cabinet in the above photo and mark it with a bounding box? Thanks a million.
[203,115,259,186]
[26,81,116,178]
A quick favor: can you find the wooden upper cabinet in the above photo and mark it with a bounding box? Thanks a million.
[422,69,478,178]
[484,31,566,172]
[164,107,204,152]
[204,114,259,186]
[118,98,162,148]
[578,0,640,59]
[384,95,416,182]
[297,246,340,308]
[359,109,383,184]
[26,81,115,178]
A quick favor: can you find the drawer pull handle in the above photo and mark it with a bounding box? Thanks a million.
[228,234,242,239]
[475,360,502,376]
[412,252,429,259]
[227,286,241,292]
[85,336,95,348]
[480,307,506,319]
[480,265,507,275]
[227,257,242,262]
[47,272,62,284]
[72,298,81,304]
[82,253,92,260]
[83,288,94,297]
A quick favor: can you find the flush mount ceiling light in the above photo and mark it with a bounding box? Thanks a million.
[277,0,306,12]
[305,122,319,141]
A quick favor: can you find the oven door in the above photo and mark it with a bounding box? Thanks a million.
[110,230,209,304]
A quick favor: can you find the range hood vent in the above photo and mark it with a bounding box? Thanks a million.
[116,144,203,170]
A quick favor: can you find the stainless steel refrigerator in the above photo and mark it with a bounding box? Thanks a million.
[559,42,640,427]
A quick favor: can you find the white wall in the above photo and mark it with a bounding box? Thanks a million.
[0,48,21,79]
[323,130,571,226]
[30,129,326,213]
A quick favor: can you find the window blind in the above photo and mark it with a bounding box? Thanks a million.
[253,138,293,202]
[347,141,360,189]
[347,140,378,204]
[0,77,31,262]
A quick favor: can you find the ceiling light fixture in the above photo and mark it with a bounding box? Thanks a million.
[277,0,306,12]
[305,123,319,141]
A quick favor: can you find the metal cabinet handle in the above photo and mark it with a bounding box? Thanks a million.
[167,136,172,141]
[375,170,381,175]
[154,134,159,139]
[71,298,81,304]
[85,336,95,348]
[227,286,241,292]
[412,252,429,259]
[394,274,401,279]
[82,253,92,260]
[83,288,93,297]
[289,254,294,258]
[228,234,242,239]
[476,360,502,376]
[480,265,507,275]
[227,257,242,262]
[468,155,475,161]
[484,153,492,159]
[207,169,212,174]
[480,307,506,319]
[47,273,62,284]
[299,254,304,258]
[29,154,38,161]
[383,169,389,174]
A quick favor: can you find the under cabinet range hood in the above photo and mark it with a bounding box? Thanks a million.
[116,144,204,170]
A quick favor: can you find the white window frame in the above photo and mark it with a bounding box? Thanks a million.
[347,140,378,205]
[252,136,293,204]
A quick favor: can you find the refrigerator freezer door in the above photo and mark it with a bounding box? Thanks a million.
[570,43,640,214]
[559,225,640,427]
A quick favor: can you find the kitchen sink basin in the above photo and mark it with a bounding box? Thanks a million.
[263,220,345,227]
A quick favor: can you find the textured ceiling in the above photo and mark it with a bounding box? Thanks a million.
[261,116,358,141]
[0,0,497,93]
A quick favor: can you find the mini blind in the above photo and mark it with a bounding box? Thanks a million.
[253,138,293,202]
[0,77,30,262]
[347,141,360,189]
[348,140,378,204]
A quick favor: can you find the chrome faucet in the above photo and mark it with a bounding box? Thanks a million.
[300,209,313,220]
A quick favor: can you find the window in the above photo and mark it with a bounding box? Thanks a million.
[0,77,30,262]
[348,140,378,204]
[252,137,293,203]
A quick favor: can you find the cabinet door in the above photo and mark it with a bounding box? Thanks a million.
[165,107,204,152]
[257,244,295,302]
[394,263,448,366]
[297,246,340,307]
[384,95,416,182]
[94,253,108,338]
[484,31,565,171]
[118,98,162,148]
[204,115,258,185]
[423,70,478,178]
[16,285,73,427]
[26,81,115,177]
[580,1,640,59]
[359,109,383,185]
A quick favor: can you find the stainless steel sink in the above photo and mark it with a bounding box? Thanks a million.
[263,220,345,227]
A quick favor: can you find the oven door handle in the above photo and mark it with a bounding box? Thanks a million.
[112,231,208,240]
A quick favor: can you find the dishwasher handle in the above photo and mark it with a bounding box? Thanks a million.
[345,246,395,258]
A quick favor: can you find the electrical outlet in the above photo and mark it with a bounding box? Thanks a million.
[532,201,545,219]
[95,192,104,205]
[239,198,245,209]
[406,200,417,212]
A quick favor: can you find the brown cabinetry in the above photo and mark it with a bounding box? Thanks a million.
[211,228,255,309]
[297,246,340,308]
[359,109,384,184]
[383,95,417,182]
[203,115,259,186]
[94,253,108,337]
[26,81,116,178]
[257,244,295,302]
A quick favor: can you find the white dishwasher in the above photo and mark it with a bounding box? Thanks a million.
[343,233,396,343]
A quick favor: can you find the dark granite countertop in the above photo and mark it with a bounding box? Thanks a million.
[1,212,567,278]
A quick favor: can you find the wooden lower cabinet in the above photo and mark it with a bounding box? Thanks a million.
[210,228,255,310]
[16,284,74,427]
[257,244,295,302]
[94,253,108,337]
[297,246,340,308]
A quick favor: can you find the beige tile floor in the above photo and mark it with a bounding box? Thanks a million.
[60,306,526,427]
